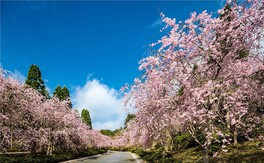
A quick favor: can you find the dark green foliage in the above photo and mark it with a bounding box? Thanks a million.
[25,64,48,97]
[100,128,123,137]
[208,140,222,156]
[251,70,264,85]
[192,64,198,72]
[0,148,107,163]
[112,128,123,136]
[81,109,92,129]
[173,132,197,150]
[220,4,232,21]
[100,129,115,137]
[207,55,215,65]
[174,146,203,162]
[124,113,136,127]
[177,86,184,96]
[53,85,72,108]
[237,48,249,59]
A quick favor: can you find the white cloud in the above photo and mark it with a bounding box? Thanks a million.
[10,70,26,84]
[72,79,128,130]
[149,18,163,29]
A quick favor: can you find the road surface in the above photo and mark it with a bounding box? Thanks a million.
[63,151,142,163]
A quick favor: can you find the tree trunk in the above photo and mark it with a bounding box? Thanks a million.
[47,131,52,155]
[165,129,173,152]
[52,143,55,154]
[203,148,209,163]
[234,127,238,145]
[227,112,230,129]
[30,141,36,154]
[10,130,13,149]
[47,141,52,155]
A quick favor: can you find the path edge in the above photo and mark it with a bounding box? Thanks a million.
[130,152,145,163]
[60,150,110,163]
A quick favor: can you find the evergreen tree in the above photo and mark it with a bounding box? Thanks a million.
[100,129,115,137]
[124,113,136,127]
[81,109,92,129]
[53,85,72,108]
[62,86,70,100]
[25,64,48,97]
[54,85,63,99]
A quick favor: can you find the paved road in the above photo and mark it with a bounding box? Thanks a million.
[63,151,141,163]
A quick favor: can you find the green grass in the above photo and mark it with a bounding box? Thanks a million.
[99,140,264,163]
[214,140,264,162]
[0,148,107,163]
[172,140,264,163]
[173,146,203,163]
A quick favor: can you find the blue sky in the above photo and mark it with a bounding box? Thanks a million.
[1,1,224,130]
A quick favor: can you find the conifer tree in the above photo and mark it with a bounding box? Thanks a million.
[53,85,72,108]
[25,64,48,97]
[81,109,92,129]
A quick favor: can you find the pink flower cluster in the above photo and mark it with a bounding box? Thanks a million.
[118,0,264,154]
[0,69,111,154]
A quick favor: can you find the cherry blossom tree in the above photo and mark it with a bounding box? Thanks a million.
[120,0,263,161]
[0,68,110,154]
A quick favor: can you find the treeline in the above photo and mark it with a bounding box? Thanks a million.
[26,64,92,127]
[0,66,110,155]
[99,113,136,137]
[25,64,71,102]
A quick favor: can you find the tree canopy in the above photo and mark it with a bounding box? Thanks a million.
[81,109,92,129]
[53,85,72,108]
[25,64,49,97]
[1,70,111,154]
[112,1,264,160]
[124,113,136,127]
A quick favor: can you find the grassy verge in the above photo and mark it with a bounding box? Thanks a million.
[111,139,264,163]
[0,148,107,163]
[173,146,203,162]
[173,140,264,162]
[213,140,264,162]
